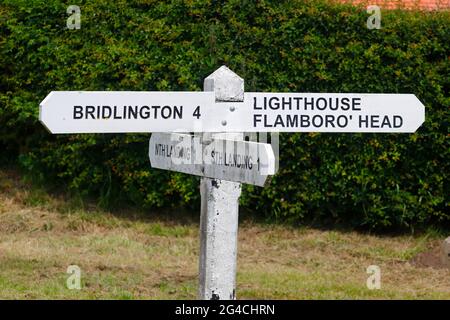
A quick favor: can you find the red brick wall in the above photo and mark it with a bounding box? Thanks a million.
[336,0,450,10]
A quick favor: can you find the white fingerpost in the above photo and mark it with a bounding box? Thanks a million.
[199,66,244,300]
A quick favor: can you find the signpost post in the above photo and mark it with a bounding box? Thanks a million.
[39,65,426,300]
[199,67,244,300]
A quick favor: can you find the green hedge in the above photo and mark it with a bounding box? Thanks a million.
[1,0,449,230]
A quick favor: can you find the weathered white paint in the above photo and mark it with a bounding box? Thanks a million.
[199,66,243,300]
[148,132,276,186]
[149,133,203,176]
[442,237,450,269]
[39,91,425,133]
[203,137,275,186]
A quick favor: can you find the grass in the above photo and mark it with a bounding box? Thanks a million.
[0,169,449,299]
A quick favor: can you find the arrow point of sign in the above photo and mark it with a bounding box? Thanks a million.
[411,94,426,132]
[39,91,56,134]
[148,133,161,167]
[260,144,276,176]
